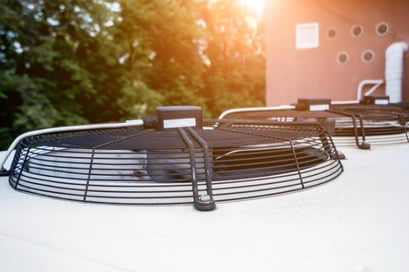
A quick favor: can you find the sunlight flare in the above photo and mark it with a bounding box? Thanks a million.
[237,0,265,16]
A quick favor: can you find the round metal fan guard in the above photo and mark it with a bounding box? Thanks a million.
[7,119,344,210]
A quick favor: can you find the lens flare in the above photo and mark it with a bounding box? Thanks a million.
[237,0,265,16]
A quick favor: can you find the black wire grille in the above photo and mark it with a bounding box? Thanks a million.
[331,103,409,144]
[221,103,409,148]
[8,119,343,209]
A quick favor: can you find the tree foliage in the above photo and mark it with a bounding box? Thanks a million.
[0,0,265,149]
[201,0,265,115]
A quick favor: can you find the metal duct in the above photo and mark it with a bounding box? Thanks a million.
[385,42,408,103]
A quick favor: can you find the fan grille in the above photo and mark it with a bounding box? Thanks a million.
[8,119,343,209]
[221,103,409,148]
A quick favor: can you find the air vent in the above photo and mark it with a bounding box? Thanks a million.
[220,100,409,148]
[330,101,409,145]
[4,107,344,211]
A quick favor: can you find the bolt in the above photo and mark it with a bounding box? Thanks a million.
[199,194,211,202]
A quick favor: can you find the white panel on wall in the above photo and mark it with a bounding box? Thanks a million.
[296,22,319,49]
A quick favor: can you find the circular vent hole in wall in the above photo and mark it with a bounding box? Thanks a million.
[337,52,349,64]
[361,50,375,63]
[376,22,389,36]
[327,28,336,39]
[351,25,364,38]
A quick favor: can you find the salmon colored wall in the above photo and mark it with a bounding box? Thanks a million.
[266,0,409,106]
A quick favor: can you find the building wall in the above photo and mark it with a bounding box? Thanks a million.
[266,0,409,106]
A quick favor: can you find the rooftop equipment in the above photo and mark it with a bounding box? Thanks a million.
[1,106,343,211]
[219,98,409,148]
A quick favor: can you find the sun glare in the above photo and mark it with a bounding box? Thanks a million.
[237,0,265,16]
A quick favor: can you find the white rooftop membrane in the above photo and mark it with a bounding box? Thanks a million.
[0,143,409,272]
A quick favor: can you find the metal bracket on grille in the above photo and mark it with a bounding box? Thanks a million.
[327,109,371,149]
[178,127,216,211]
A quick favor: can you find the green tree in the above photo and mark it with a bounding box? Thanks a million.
[0,0,161,148]
[0,0,266,149]
[116,0,207,112]
[200,0,265,116]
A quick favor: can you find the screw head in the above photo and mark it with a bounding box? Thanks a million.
[199,194,211,202]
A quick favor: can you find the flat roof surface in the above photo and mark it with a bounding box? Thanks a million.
[1,143,408,272]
